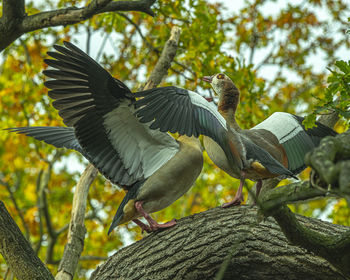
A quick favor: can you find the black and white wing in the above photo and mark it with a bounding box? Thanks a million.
[251,112,337,173]
[135,88,296,178]
[135,87,228,143]
[134,86,243,168]
[44,42,179,186]
[6,126,83,153]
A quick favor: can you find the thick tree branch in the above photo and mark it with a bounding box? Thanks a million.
[258,180,328,216]
[272,205,350,276]
[257,111,350,276]
[55,164,98,280]
[0,201,54,280]
[90,206,348,280]
[0,0,156,52]
[21,0,155,33]
[1,0,25,24]
[305,130,350,188]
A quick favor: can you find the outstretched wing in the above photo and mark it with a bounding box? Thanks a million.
[6,126,83,153]
[44,42,179,186]
[135,88,296,178]
[135,87,227,137]
[134,86,243,169]
[251,112,337,173]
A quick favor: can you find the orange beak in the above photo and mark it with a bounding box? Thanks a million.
[202,76,213,83]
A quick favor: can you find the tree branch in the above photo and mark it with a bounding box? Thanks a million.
[258,180,328,216]
[1,0,25,23]
[0,178,31,241]
[55,164,98,280]
[0,0,156,52]
[21,0,155,33]
[117,13,196,82]
[0,201,54,280]
[117,12,159,54]
[305,130,350,187]
[90,206,348,280]
[141,26,181,90]
[257,112,350,276]
[272,205,350,276]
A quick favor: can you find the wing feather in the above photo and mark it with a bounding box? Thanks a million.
[252,112,337,173]
[6,126,83,153]
[44,42,181,187]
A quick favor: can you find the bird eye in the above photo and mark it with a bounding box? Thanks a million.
[217,73,224,79]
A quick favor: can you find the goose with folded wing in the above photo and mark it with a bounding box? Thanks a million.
[8,41,203,234]
[134,73,337,206]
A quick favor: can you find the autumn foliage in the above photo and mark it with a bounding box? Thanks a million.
[0,0,349,278]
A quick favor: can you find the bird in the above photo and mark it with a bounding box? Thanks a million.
[7,41,204,234]
[133,73,337,207]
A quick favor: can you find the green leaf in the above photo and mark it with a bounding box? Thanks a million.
[335,60,350,74]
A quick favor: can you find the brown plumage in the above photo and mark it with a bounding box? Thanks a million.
[203,73,336,206]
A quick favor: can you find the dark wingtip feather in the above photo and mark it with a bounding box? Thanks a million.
[108,181,143,235]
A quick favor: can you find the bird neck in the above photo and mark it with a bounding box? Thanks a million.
[218,87,241,131]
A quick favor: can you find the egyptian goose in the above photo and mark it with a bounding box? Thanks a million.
[133,73,337,207]
[7,41,203,234]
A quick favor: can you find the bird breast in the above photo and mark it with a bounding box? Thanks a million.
[136,137,203,214]
[203,136,241,179]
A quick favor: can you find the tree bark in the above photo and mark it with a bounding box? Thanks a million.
[0,0,156,52]
[56,164,98,280]
[0,201,54,280]
[90,206,348,280]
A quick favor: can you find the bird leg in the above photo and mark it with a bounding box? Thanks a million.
[250,179,263,206]
[255,179,262,198]
[132,219,152,233]
[222,172,245,208]
[134,201,177,232]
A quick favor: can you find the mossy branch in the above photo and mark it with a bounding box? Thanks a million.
[258,125,350,276]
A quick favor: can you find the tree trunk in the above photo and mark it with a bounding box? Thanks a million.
[0,201,54,279]
[90,206,348,280]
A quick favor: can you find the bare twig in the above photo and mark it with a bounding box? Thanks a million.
[86,25,92,56]
[96,32,111,62]
[142,26,182,90]
[34,170,45,254]
[80,255,108,261]
[118,12,160,54]
[55,164,98,280]
[169,66,195,81]
[0,178,31,241]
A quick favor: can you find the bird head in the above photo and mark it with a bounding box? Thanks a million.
[203,73,237,97]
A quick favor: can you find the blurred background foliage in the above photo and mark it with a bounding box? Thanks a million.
[0,0,349,278]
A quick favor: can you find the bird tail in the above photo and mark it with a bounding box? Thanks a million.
[108,180,144,235]
[293,115,338,146]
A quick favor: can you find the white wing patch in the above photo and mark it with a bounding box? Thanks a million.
[103,101,179,179]
[251,112,303,143]
[187,90,227,130]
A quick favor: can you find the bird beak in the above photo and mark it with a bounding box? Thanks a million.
[202,76,213,83]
